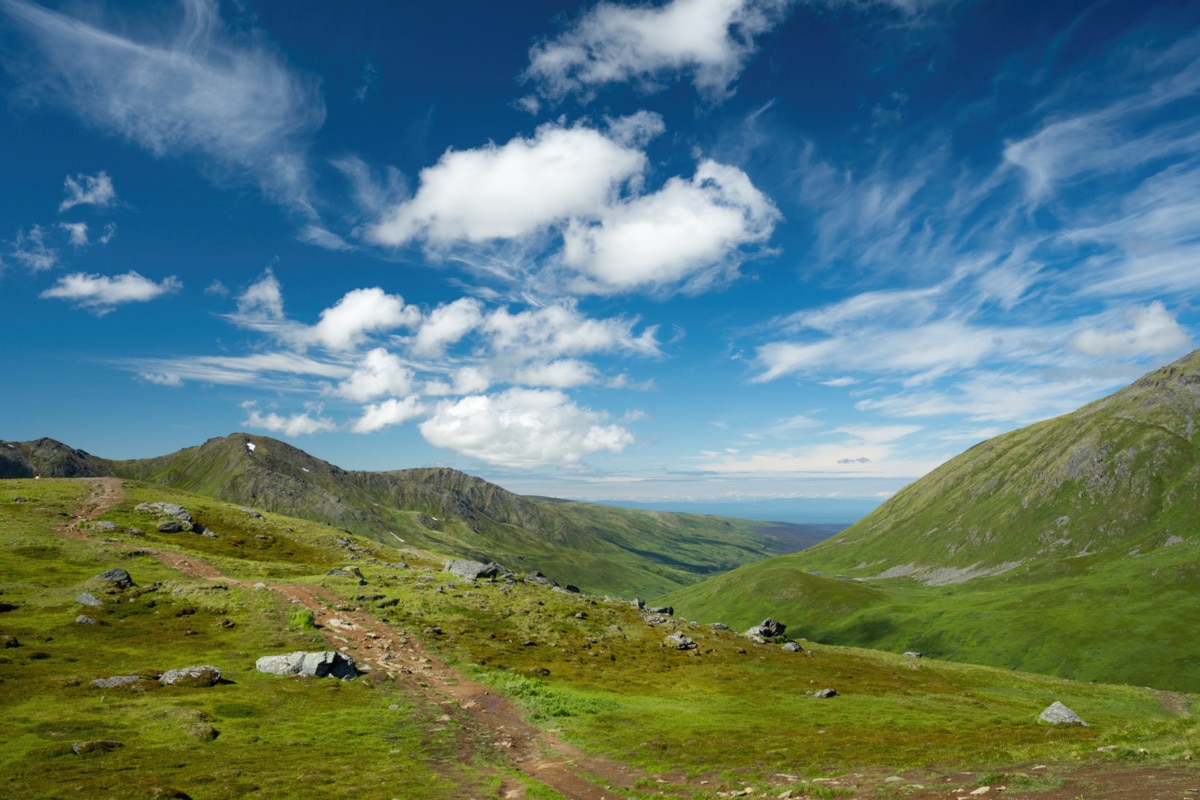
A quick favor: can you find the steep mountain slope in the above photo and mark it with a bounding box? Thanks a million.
[4,433,816,598]
[664,349,1200,691]
[0,438,113,479]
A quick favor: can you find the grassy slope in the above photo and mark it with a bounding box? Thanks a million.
[4,477,1197,798]
[662,351,1200,692]
[109,433,810,599]
[0,480,489,800]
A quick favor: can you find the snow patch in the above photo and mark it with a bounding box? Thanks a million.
[246,442,256,453]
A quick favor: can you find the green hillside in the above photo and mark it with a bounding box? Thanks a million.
[2,477,1196,799]
[663,349,1200,692]
[0,433,815,599]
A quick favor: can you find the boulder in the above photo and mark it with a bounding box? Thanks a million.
[90,675,149,689]
[94,568,133,588]
[76,615,99,625]
[525,571,557,587]
[710,622,730,631]
[645,605,673,616]
[903,651,924,658]
[664,632,697,650]
[159,665,223,687]
[1039,701,1088,726]
[444,560,512,581]
[781,641,803,652]
[813,688,838,698]
[746,618,787,638]
[157,521,184,533]
[255,651,357,680]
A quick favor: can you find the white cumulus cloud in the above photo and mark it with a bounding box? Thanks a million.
[40,271,181,314]
[523,0,792,104]
[366,119,651,246]
[333,348,415,401]
[562,159,779,293]
[1068,302,1191,358]
[411,298,485,357]
[419,388,634,467]
[351,396,424,434]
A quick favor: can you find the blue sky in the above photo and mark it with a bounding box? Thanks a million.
[2,0,1198,516]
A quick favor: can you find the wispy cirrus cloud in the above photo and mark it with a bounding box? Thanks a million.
[1,0,325,213]
[59,171,116,212]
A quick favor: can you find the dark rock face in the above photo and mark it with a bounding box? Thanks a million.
[159,665,223,687]
[157,521,184,533]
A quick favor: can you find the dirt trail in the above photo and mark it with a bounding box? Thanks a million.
[61,478,638,800]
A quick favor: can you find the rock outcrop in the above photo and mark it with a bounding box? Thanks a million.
[255,651,358,680]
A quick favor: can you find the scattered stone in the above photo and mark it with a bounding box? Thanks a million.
[563,584,581,594]
[903,651,924,658]
[94,568,133,588]
[238,507,264,519]
[95,521,117,532]
[72,739,123,756]
[574,612,587,619]
[159,665,223,687]
[813,688,838,698]
[326,568,352,577]
[645,605,673,615]
[423,626,443,635]
[781,641,803,652]
[76,615,99,625]
[76,592,102,607]
[710,622,730,631]
[157,521,184,533]
[521,640,538,647]
[524,571,557,587]
[664,631,697,650]
[90,675,149,689]
[255,651,358,680]
[746,618,787,639]
[1039,701,1088,726]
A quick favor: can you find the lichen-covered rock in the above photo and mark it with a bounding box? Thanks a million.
[746,618,787,639]
[159,665,222,687]
[444,560,512,580]
[72,739,123,755]
[90,675,150,689]
[255,651,357,680]
[1039,701,1088,726]
[76,615,99,625]
[157,521,184,533]
[76,592,102,607]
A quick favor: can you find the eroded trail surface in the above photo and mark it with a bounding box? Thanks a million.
[62,478,638,799]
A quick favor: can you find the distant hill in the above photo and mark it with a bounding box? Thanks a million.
[663,349,1200,692]
[0,433,817,599]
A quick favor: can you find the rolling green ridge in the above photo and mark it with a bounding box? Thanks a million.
[1,434,817,599]
[2,477,1196,799]
[662,349,1200,692]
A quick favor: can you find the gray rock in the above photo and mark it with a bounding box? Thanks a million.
[157,521,184,533]
[1039,701,1088,726]
[76,615,99,625]
[645,605,673,616]
[903,651,924,658]
[238,507,264,519]
[95,568,133,588]
[664,631,697,650]
[781,641,803,652]
[255,651,357,680]
[76,592,102,607]
[445,560,514,580]
[813,688,838,698]
[1,634,19,648]
[525,571,557,587]
[90,675,147,689]
[746,618,787,638]
[710,622,730,631]
[159,665,223,687]
[95,521,117,532]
